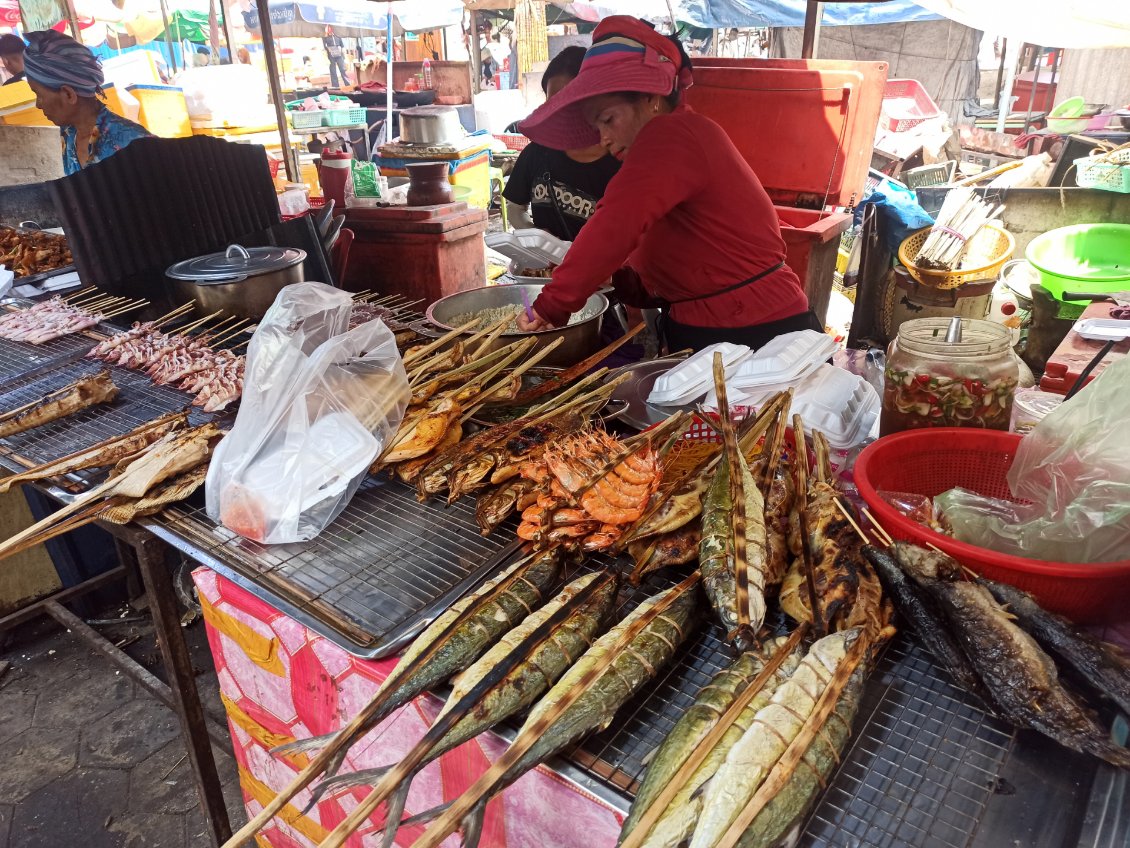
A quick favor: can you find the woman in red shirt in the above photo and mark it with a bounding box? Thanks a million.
[516,16,821,353]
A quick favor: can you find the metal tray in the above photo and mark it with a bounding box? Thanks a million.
[0,225,76,286]
[607,355,693,431]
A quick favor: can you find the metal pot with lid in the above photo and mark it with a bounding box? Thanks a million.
[166,244,307,320]
[399,105,464,145]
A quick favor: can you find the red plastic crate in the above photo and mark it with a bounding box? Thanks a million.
[495,133,530,152]
[882,78,940,132]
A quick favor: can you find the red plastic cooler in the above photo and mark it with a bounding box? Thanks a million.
[688,58,889,322]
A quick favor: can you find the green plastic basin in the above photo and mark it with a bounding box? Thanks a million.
[1025,223,1130,303]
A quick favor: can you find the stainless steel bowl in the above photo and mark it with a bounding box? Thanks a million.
[424,284,607,369]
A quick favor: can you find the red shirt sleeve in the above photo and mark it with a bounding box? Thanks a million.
[532,116,707,326]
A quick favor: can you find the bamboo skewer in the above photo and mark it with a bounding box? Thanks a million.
[792,414,824,637]
[152,303,197,327]
[102,301,150,320]
[62,286,98,302]
[861,507,895,547]
[402,318,480,367]
[173,310,223,336]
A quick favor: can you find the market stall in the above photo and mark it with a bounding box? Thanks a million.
[0,261,1127,848]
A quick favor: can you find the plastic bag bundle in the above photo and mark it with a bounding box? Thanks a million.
[937,355,1130,563]
[206,282,409,543]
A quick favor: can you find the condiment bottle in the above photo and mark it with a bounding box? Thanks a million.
[880,317,1019,436]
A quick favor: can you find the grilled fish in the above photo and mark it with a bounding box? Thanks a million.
[734,665,866,848]
[112,422,221,499]
[0,412,185,495]
[980,577,1130,717]
[322,571,619,848]
[780,482,861,632]
[690,629,861,848]
[628,526,701,583]
[417,418,530,499]
[895,543,1130,768]
[621,637,801,848]
[699,452,768,647]
[763,466,796,587]
[863,545,984,696]
[475,477,533,535]
[272,549,563,770]
[411,582,699,848]
[391,422,463,484]
[0,371,118,438]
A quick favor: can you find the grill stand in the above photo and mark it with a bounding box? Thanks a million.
[0,508,233,846]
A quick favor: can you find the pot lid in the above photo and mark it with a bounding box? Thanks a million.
[166,244,305,283]
[400,105,458,118]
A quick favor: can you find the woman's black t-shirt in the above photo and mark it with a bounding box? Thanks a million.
[502,142,621,242]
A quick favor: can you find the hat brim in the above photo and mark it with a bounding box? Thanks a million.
[519,63,673,151]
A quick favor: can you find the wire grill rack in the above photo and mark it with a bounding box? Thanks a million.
[0,359,213,470]
[156,478,522,657]
[0,330,97,386]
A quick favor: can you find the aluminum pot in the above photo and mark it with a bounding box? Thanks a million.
[399,105,463,145]
[424,284,607,369]
[166,244,307,321]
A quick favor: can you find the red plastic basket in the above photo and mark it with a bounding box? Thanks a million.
[882,79,941,133]
[854,428,1130,624]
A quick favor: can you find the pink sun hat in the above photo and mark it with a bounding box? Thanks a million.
[519,15,693,151]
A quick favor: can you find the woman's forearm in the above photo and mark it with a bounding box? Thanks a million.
[506,201,535,230]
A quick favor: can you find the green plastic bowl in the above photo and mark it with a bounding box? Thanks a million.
[1025,223,1130,304]
[1046,95,1088,134]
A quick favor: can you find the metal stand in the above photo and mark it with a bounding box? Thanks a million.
[0,519,232,846]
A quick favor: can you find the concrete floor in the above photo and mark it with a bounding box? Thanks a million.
[0,610,246,847]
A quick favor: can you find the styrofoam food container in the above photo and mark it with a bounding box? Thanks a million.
[647,342,751,406]
[485,229,571,269]
[724,330,837,388]
[705,364,880,450]
[1073,318,1130,342]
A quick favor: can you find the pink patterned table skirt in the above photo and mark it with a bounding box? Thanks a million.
[192,567,625,848]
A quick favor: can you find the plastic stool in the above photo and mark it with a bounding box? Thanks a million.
[489,166,508,230]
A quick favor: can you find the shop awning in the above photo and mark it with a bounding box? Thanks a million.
[243,0,460,38]
[915,0,1130,48]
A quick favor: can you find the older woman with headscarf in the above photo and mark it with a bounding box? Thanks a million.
[515,16,820,354]
[23,30,151,176]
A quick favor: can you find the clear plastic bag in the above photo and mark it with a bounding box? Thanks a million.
[936,355,1130,563]
[206,282,409,543]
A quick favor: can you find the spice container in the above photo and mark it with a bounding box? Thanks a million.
[881,317,1018,435]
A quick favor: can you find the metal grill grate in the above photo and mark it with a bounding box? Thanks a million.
[0,359,213,469]
[802,638,1014,848]
[0,332,96,386]
[156,478,522,658]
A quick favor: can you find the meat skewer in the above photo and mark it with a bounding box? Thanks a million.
[0,293,149,345]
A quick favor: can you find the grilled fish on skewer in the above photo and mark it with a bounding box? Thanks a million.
[318,572,619,848]
[620,637,802,848]
[733,663,866,848]
[895,543,1130,768]
[690,629,863,848]
[403,580,699,848]
[779,481,861,632]
[475,477,534,535]
[0,371,118,438]
[224,549,564,847]
[980,577,1130,717]
[0,412,186,495]
[628,526,701,583]
[862,545,985,697]
[389,423,463,484]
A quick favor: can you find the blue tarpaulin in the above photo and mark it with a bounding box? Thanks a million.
[566,0,943,30]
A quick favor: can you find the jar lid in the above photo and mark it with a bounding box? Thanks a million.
[896,317,1012,357]
[166,244,305,284]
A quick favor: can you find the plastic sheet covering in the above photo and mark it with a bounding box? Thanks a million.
[936,355,1130,563]
[206,282,409,544]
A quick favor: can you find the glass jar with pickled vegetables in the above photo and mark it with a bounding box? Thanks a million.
[881,318,1019,435]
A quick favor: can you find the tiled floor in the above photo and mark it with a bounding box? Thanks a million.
[0,612,245,847]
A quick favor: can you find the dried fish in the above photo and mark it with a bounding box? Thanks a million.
[621,637,802,848]
[895,543,1130,768]
[0,370,118,438]
[980,577,1130,717]
[690,629,862,848]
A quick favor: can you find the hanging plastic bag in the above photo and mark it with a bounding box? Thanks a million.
[936,355,1130,563]
[206,282,409,543]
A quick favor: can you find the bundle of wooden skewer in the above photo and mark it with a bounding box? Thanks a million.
[913,187,1004,271]
[0,287,150,344]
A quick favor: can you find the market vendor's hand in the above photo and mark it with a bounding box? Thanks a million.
[518,308,552,332]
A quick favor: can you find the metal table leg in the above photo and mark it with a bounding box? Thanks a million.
[128,530,233,846]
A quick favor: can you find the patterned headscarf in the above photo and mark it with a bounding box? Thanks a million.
[23,30,104,97]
